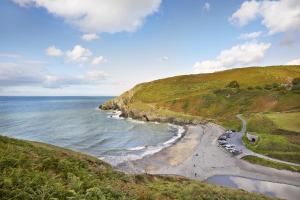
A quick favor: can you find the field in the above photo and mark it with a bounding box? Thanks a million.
[101,65,300,167]
[265,112,300,132]
[0,135,273,200]
[242,155,300,173]
[245,112,300,164]
[103,65,300,130]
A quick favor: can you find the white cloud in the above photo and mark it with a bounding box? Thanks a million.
[91,56,106,65]
[239,31,262,40]
[203,2,210,12]
[81,33,99,41]
[0,53,22,58]
[83,69,107,81]
[160,56,169,61]
[230,0,300,34]
[260,0,300,34]
[229,0,260,26]
[44,70,107,88]
[286,58,300,65]
[66,45,92,62]
[193,42,271,73]
[0,62,46,86]
[45,45,63,57]
[0,55,108,88]
[12,0,162,34]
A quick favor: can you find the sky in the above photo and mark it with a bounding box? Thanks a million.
[0,0,299,96]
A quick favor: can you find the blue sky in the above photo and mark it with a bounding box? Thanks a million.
[0,0,299,96]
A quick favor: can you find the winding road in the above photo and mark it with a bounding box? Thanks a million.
[120,122,300,187]
[230,114,300,167]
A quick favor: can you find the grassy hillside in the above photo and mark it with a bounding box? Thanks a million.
[265,112,300,132]
[0,136,273,200]
[242,155,300,173]
[101,65,300,166]
[245,112,300,164]
[101,65,300,129]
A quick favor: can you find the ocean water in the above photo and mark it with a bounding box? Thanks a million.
[0,96,183,165]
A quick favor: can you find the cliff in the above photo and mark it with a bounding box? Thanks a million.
[100,65,300,129]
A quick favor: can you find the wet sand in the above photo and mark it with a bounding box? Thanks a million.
[118,123,300,187]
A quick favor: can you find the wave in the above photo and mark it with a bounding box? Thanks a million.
[127,118,146,124]
[106,110,124,119]
[85,138,112,149]
[127,146,146,151]
[101,124,186,166]
[164,125,185,145]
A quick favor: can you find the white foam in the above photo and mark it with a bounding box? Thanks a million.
[127,118,146,124]
[140,145,164,157]
[106,110,124,119]
[101,124,185,166]
[127,146,146,151]
[163,125,184,145]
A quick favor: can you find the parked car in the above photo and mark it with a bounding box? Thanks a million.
[221,143,228,147]
[224,144,235,148]
[225,146,235,151]
[231,149,242,155]
[218,140,227,145]
[218,135,227,140]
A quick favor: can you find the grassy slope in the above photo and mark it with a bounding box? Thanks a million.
[265,112,300,132]
[242,155,300,173]
[0,136,273,200]
[103,66,300,130]
[245,112,300,164]
[101,65,300,168]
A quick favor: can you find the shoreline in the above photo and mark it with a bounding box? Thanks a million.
[101,108,300,187]
[117,123,300,187]
[101,108,189,165]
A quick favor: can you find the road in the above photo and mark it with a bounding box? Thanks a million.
[119,123,300,186]
[229,114,300,167]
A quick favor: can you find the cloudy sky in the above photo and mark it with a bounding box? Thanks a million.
[0,0,300,96]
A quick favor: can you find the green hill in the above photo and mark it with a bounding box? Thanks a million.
[0,135,273,200]
[101,65,300,165]
[101,65,300,129]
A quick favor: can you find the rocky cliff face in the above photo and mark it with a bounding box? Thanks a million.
[99,84,204,125]
[100,66,300,127]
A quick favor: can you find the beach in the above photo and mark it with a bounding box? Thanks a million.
[119,123,300,187]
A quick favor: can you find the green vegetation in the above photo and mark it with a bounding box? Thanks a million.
[292,77,300,93]
[245,113,300,164]
[242,155,300,173]
[102,66,300,165]
[0,135,273,200]
[226,80,240,88]
[265,112,300,133]
[102,66,300,129]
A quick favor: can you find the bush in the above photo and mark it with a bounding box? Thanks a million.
[255,86,262,90]
[264,84,273,90]
[226,81,239,89]
[272,83,279,88]
[292,78,300,93]
[292,77,300,86]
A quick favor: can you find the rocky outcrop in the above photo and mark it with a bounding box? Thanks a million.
[99,94,205,126]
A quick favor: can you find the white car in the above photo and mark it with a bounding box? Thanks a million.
[218,140,227,145]
[224,144,235,148]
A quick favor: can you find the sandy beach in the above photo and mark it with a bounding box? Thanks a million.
[118,123,300,187]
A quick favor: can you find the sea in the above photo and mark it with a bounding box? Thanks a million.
[0,96,184,165]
